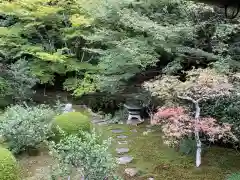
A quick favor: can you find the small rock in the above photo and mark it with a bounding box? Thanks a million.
[118,141,128,145]
[97,121,108,125]
[117,156,133,164]
[92,119,106,124]
[146,124,152,128]
[112,129,123,133]
[148,178,154,180]
[116,147,129,154]
[127,119,144,126]
[117,135,128,139]
[124,168,138,177]
[131,129,137,132]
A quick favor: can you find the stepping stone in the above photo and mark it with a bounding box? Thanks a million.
[116,147,129,154]
[111,129,123,133]
[127,119,144,126]
[117,135,128,139]
[125,168,138,177]
[146,124,152,128]
[118,141,128,145]
[117,156,133,164]
[92,119,106,124]
[131,129,137,132]
[97,121,108,125]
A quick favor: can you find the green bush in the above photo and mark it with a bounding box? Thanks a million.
[0,147,20,180]
[52,112,91,139]
[48,131,117,180]
[0,104,56,154]
[226,172,240,180]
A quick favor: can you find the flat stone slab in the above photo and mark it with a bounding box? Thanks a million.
[111,129,123,133]
[127,119,144,126]
[146,124,153,128]
[125,168,138,177]
[97,121,108,125]
[117,135,128,139]
[117,156,133,164]
[116,147,129,154]
[131,129,137,132]
[118,141,128,145]
[92,119,106,124]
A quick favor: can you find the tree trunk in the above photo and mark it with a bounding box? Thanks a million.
[194,101,201,167]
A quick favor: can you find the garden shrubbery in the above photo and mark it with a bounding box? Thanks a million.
[0,104,56,154]
[0,147,20,180]
[49,131,117,180]
[51,112,91,140]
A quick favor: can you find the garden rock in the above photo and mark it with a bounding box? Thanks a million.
[97,121,108,125]
[116,147,129,154]
[131,129,137,132]
[117,156,133,164]
[117,135,128,139]
[146,125,152,128]
[124,168,138,177]
[112,129,123,133]
[62,103,75,113]
[118,141,128,145]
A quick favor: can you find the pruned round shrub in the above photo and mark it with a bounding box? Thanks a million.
[52,112,91,139]
[0,147,20,180]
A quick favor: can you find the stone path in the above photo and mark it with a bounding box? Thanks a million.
[92,114,155,179]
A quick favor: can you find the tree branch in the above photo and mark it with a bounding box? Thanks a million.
[178,95,196,103]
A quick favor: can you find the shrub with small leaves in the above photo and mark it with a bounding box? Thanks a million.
[49,130,118,180]
[0,104,56,154]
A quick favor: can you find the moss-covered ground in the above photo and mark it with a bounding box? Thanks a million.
[96,123,240,180]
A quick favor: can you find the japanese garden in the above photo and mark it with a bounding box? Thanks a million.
[1,0,240,179]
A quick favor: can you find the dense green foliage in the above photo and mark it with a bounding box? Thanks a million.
[52,112,91,139]
[0,0,240,99]
[0,147,20,180]
[49,131,117,179]
[0,104,56,154]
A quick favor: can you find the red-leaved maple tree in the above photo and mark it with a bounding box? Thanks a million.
[143,68,238,167]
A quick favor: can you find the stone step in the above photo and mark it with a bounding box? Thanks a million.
[117,135,128,139]
[111,129,123,133]
[130,129,137,132]
[116,147,129,154]
[118,141,128,145]
[92,119,106,124]
[117,156,133,164]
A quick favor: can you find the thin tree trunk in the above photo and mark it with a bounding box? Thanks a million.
[194,101,201,167]
[178,96,202,167]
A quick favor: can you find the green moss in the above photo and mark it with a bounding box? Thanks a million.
[95,123,240,180]
[0,147,20,180]
[52,112,91,139]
